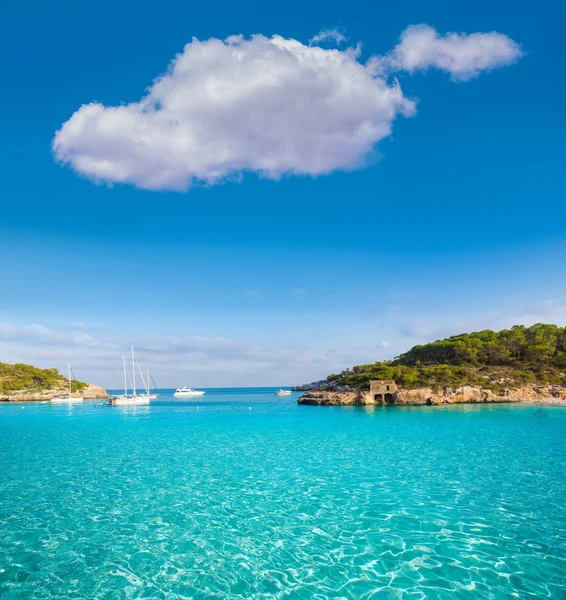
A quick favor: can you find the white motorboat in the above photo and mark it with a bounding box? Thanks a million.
[51,363,84,403]
[174,386,205,397]
[276,389,292,396]
[109,348,152,406]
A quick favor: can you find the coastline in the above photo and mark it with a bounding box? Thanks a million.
[0,384,110,402]
[297,384,566,407]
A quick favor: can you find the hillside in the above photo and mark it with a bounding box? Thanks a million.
[297,324,566,392]
[0,362,108,400]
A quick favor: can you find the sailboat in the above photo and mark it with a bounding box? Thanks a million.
[137,369,159,401]
[109,347,151,406]
[51,363,84,403]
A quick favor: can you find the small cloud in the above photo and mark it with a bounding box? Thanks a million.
[371,24,522,81]
[310,28,347,46]
[378,341,392,348]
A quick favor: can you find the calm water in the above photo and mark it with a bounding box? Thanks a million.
[1,389,565,599]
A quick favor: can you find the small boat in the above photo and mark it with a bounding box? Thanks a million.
[174,386,205,397]
[110,394,150,406]
[135,369,159,401]
[276,389,292,396]
[109,348,152,406]
[51,363,84,403]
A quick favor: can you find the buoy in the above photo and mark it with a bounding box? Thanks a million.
[249,406,252,410]
[196,406,199,411]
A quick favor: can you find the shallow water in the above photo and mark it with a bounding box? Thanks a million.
[1,389,565,599]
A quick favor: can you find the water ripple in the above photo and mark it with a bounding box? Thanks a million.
[1,397,565,598]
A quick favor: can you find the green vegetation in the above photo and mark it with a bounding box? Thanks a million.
[327,324,566,390]
[0,362,87,394]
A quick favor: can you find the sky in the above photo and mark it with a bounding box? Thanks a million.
[0,0,565,388]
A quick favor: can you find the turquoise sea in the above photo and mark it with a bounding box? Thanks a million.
[1,388,565,599]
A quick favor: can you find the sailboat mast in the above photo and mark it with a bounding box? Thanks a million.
[147,368,150,395]
[132,346,136,396]
[123,355,127,395]
[68,362,71,395]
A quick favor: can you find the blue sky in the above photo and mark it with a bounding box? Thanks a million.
[0,0,565,387]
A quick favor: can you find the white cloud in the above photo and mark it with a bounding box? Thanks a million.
[52,33,416,191]
[378,340,392,348]
[394,299,566,341]
[52,26,521,192]
[372,24,522,80]
[0,322,103,347]
[0,322,365,388]
[310,28,347,46]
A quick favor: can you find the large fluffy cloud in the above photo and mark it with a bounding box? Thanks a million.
[53,25,521,191]
[371,24,523,80]
[53,34,414,191]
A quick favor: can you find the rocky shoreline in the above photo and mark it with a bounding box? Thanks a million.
[298,384,566,406]
[0,384,110,402]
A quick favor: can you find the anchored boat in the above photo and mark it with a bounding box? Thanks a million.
[136,369,159,401]
[51,363,84,403]
[109,348,152,406]
[174,386,205,397]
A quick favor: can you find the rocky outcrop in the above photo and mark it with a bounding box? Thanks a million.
[0,383,109,402]
[298,384,566,406]
[297,390,363,405]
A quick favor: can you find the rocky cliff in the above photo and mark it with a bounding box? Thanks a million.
[298,384,566,406]
[0,383,109,402]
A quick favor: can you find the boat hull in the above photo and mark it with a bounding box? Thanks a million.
[110,396,150,406]
[51,396,84,403]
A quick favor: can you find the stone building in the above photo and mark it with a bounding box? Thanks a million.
[370,380,397,404]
